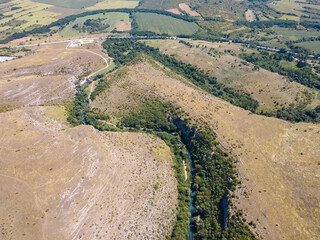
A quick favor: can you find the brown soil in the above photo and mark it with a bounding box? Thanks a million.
[92,58,320,240]
[166,8,182,15]
[0,74,76,107]
[0,106,177,240]
[245,9,254,22]
[179,3,200,16]
[10,37,33,44]
[116,21,132,31]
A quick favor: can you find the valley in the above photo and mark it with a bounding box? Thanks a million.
[0,0,319,239]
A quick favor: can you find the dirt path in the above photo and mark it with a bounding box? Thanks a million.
[183,160,188,181]
[65,42,114,101]
[83,49,114,102]
[97,119,117,128]
[88,81,95,104]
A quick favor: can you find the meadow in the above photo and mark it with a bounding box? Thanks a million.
[61,12,129,37]
[268,0,319,15]
[86,0,139,10]
[134,12,198,35]
[0,0,60,32]
[296,41,320,54]
[32,0,139,9]
[272,27,320,41]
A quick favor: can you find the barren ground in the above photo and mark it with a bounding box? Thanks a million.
[92,58,320,240]
[116,21,132,31]
[179,3,200,16]
[245,9,254,22]
[0,42,107,109]
[0,106,177,240]
[166,8,182,15]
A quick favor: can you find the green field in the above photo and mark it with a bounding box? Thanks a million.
[134,13,198,36]
[96,63,117,76]
[273,27,320,41]
[268,0,320,15]
[32,0,139,9]
[61,12,129,37]
[296,41,320,54]
[32,0,101,9]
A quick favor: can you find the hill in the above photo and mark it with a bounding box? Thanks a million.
[0,106,177,240]
[91,56,320,240]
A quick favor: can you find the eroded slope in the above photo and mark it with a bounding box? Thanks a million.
[0,43,106,108]
[0,106,177,240]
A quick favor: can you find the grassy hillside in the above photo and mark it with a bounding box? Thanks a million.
[143,39,319,112]
[92,56,320,240]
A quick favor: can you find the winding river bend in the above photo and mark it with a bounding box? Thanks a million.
[77,82,200,239]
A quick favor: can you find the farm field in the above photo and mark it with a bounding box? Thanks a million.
[296,41,320,54]
[32,0,104,9]
[272,27,320,41]
[61,12,130,37]
[138,0,185,10]
[268,0,320,15]
[279,14,299,21]
[134,12,198,35]
[33,0,139,9]
[0,0,61,33]
[143,39,319,112]
[86,0,139,10]
[92,56,320,240]
[178,3,200,17]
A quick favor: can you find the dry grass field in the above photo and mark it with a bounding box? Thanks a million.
[86,0,139,10]
[143,39,319,111]
[0,106,177,240]
[92,57,320,240]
